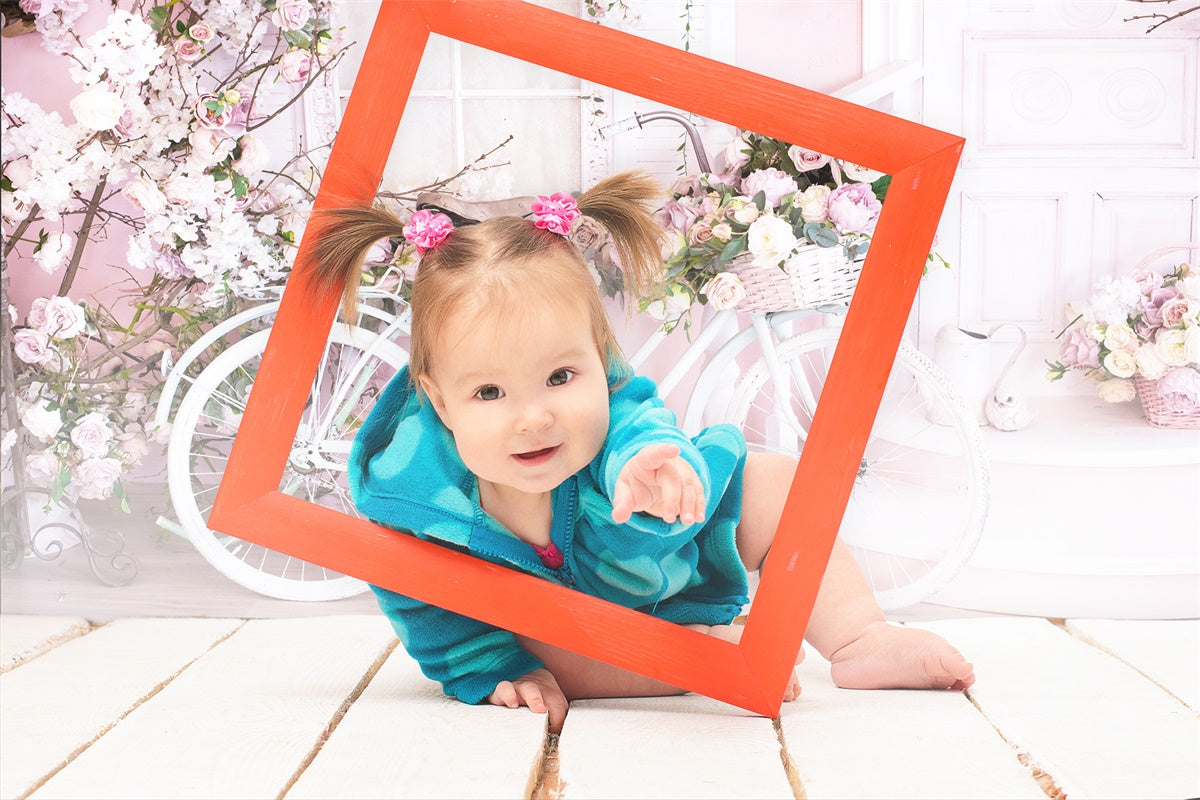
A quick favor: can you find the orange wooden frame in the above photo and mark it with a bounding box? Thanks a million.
[210,0,962,717]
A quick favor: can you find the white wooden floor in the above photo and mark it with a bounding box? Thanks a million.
[1,614,1196,799]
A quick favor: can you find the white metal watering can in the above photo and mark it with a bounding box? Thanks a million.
[932,323,1036,431]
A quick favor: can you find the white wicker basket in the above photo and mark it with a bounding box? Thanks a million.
[728,242,861,313]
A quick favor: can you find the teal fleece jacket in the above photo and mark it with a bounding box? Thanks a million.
[348,366,749,704]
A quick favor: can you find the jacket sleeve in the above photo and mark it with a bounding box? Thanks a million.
[598,375,712,543]
[371,585,545,705]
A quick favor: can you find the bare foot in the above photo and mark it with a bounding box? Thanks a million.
[828,621,975,691]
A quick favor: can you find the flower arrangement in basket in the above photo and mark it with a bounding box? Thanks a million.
[1046,245,1200,429]
[644,130,948,330]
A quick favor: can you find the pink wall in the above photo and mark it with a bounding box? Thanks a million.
[3,4,138,321]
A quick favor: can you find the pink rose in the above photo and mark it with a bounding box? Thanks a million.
[19,0,42,14]
[1059,327,1100,368]
[174,38,204,63]
[194,93,234,129]
[25,451,58,487]
[122,177,167,215]
[787,145,830,173]
[741,168,798,208]
[234,134,269,176]
[71,411,114,459]
[271,0,313,31]
[188,127,234,165]
[1140,286,1179,328]
[687,220,715,246]
[1129,267,1162,295]
[702,272,746,310]
[13,328,52,365]
[27,297,49,329]
[278,49,313,84]
[1160,296,1190,329]
[40,296,85,340]
[568,215,606,251]
[188,23,215,43]
[1154,366,1200,414]
[654,198,701,232]
[75,457,123,500]
[153,251,193,279]
[402,209,454,255]
[826,182,882,234]
[531,192,581,236]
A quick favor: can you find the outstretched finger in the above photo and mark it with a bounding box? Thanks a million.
[513,680,547,715]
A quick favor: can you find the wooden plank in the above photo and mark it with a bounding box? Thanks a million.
[919,618,1200,800]
[557,694,795,799]
[286,645,548,799]
[779,643,1044,799]
[31,616,395,800]
[0,616,90,673]
[0,617,243,800]
[1065,619,1200,713]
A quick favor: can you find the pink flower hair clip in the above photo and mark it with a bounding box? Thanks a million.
[403,209,454,255]
[531,192,581,237]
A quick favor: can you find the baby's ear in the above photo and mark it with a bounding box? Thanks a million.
[417,374,452,429]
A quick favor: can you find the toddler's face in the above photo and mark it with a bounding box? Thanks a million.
[418,292,610,500]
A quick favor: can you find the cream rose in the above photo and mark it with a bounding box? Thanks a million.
[747,215,797,269]
[1102,349,1137,379]
[189,128,234,165]
[71,411,114,459]
[70,85,124,131]
[121,177,167,216]
[1154,329,1189,367]
[1097,378,1136,403]
[702,273,747,311]
[711,222,733,242]
[731,202,759,225]
[795,184,831,224]
[1103,322,1137,353]
[1185,326,1200,364]
[840,161,885,183]
[1135,342,1169,380]
[21,400,63,441]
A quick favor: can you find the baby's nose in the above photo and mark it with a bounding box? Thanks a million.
[516,403,554,432]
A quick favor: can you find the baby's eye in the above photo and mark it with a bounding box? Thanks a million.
[548,369,575,387]
[474,385,504,401]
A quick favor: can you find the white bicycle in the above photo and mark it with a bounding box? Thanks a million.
[157,117,988,609]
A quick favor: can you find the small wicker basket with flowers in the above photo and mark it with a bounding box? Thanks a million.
[1046,244,1200,429]
[641,131,949,330]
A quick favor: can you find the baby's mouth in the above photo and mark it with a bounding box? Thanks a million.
[514,445,559,463]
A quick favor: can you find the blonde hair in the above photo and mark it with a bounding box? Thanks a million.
[307,171,665,383]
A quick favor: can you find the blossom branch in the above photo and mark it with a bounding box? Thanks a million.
[56,178,108,298]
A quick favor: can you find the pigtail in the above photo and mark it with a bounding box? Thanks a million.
[307,205,406,322]
[576,171,667,298]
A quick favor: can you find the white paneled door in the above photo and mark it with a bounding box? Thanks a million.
[919,0,1199,390]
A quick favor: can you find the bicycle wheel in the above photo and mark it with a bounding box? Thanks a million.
[168,325,409,601]
[723,327,988,609]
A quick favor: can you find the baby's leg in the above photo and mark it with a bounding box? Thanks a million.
[738,453,975,690]
[515,625,800,703]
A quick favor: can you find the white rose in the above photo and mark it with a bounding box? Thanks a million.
[1178,274,1200,301]
[795,184,831,224]
[39,296,86,340]
[25,451,59,486]
[1185,325,1200,364]
[1154,328,1189,367]
[115,428,149,463]
[644,287,692,323]
[189,128,235,166]
[162,175,206,205]
[1097,378,1136,403]
[69,85,125,131]
[75,457,123,500]
[1085,321,1105,342]
[840,161,885,183]
[234,134,269,176]
[746,215,797,269]
[1103,322,1137,353]
[731,202,759,225]
[702,272,746,311]
[33,232,74,274]
[121,177,166,216]
[1135,342,1170,380]
[70,411,114,459]
[1102,349,1137,379]
[21,400,63,441]
[13,328,53,365]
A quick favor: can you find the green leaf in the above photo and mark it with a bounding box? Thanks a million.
[751,190,767,212]
[149,5,171,32]
[115,483,132,514]
[871,174,891,203]
[803,222,838,248]
[231,172,249,198]
[718,236,747,263]
[1,174,12,192]
[283,30,311,49]
[175,20,186,34]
